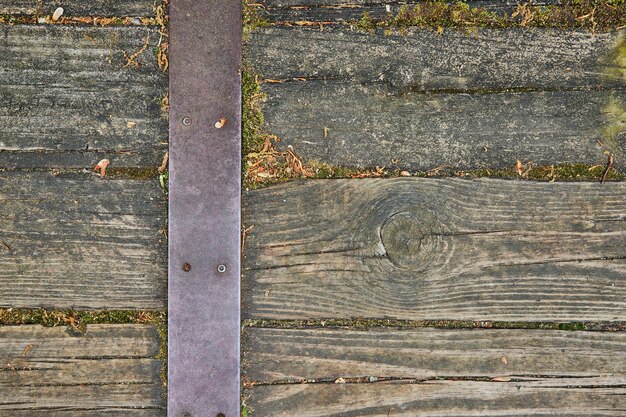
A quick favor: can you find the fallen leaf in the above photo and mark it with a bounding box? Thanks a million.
[334,377,346,384]
[515,159,524,176]
[501,356,508,365]
[126,121,137,128]
[400,170,411,177]
[491,376,512,382]
[215,118,227,129]
[52,7,64,21]
[94,159,110,177]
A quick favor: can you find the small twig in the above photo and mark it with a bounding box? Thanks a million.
[123,32,151,69]
[600,154,614,184]
[1,241,11,251]
[158,151,169,173]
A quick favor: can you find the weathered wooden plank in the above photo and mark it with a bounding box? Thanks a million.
[0,25,167,168]
[0,324,165,416]
[243,327,626,382]
[0,0,157,17]
[0,171,166,309]
[261,82,625,170]
[247,28,625,90]
[243,178,626,321]
[249,27,626,169]
[245,378,626,417]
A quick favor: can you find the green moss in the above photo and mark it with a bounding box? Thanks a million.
[351,0,626,32]
[241,401,253,417]
[243,0,270,41]
[0,308,164,327]
[461,163,625,182]
[601,96,626,156]
[243,318,624,331]
[106,166,159,180]
[242,67,266,160]
[159,169,169,193]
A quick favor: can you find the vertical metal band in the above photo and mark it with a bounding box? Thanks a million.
[168,1,241,416]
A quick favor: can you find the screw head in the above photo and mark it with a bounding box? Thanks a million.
[182,263,192,272]
[182,116,192,126]
[217,264,227,273]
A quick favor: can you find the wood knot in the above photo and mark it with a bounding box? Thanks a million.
[380,210,443,270]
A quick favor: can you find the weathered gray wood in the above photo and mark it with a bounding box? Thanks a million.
[243,327,626,382]
[247,28,625,90]
[0,0,157,17]
[243,178,626,321]
[262,81,625,170]
[258,0,563,23]
[0,25,167,168]
[245,378,626,417]
[0,171,166,309]
[248,27,626,169]
[0,324,165,416]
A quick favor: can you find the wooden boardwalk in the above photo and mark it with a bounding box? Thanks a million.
[1,0,626,416]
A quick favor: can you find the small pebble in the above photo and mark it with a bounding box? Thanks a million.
[52,7,64,21]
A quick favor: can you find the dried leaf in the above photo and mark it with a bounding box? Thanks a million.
[334,377,346,384]
[52,7,64,21]
[21,344,34,356]
[501,356,508,365]
[400,170,411,177]
[158,151,169,173]
[515,159,524,176]
[491,376,512,382]
[94,159,110,177]
[126,121,137,128]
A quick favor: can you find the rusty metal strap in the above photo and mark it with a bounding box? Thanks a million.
[168,1,241,416]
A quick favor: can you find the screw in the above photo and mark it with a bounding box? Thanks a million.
[182,263,192,272]
[182,116,192,126]
[217,264,227,273]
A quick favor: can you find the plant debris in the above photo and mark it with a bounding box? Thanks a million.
[601,154,615,183]
[94,159,110,177]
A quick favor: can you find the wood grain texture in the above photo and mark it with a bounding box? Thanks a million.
[0,324,165,416]
[0,172,166,309]
[247,27,626,169]
[261,82,625,170]
[243,327,626,382]
[0,0,157,17]
[245,378,626,417]
[247,28,625,90]
[243,178,626,321]
[0,25,167,168]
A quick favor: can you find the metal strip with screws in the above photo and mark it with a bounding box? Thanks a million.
[168,1,241,416]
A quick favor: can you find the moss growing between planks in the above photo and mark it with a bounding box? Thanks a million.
[243,0,270,41]
[352,0,626,33]
[243,318,626,331]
